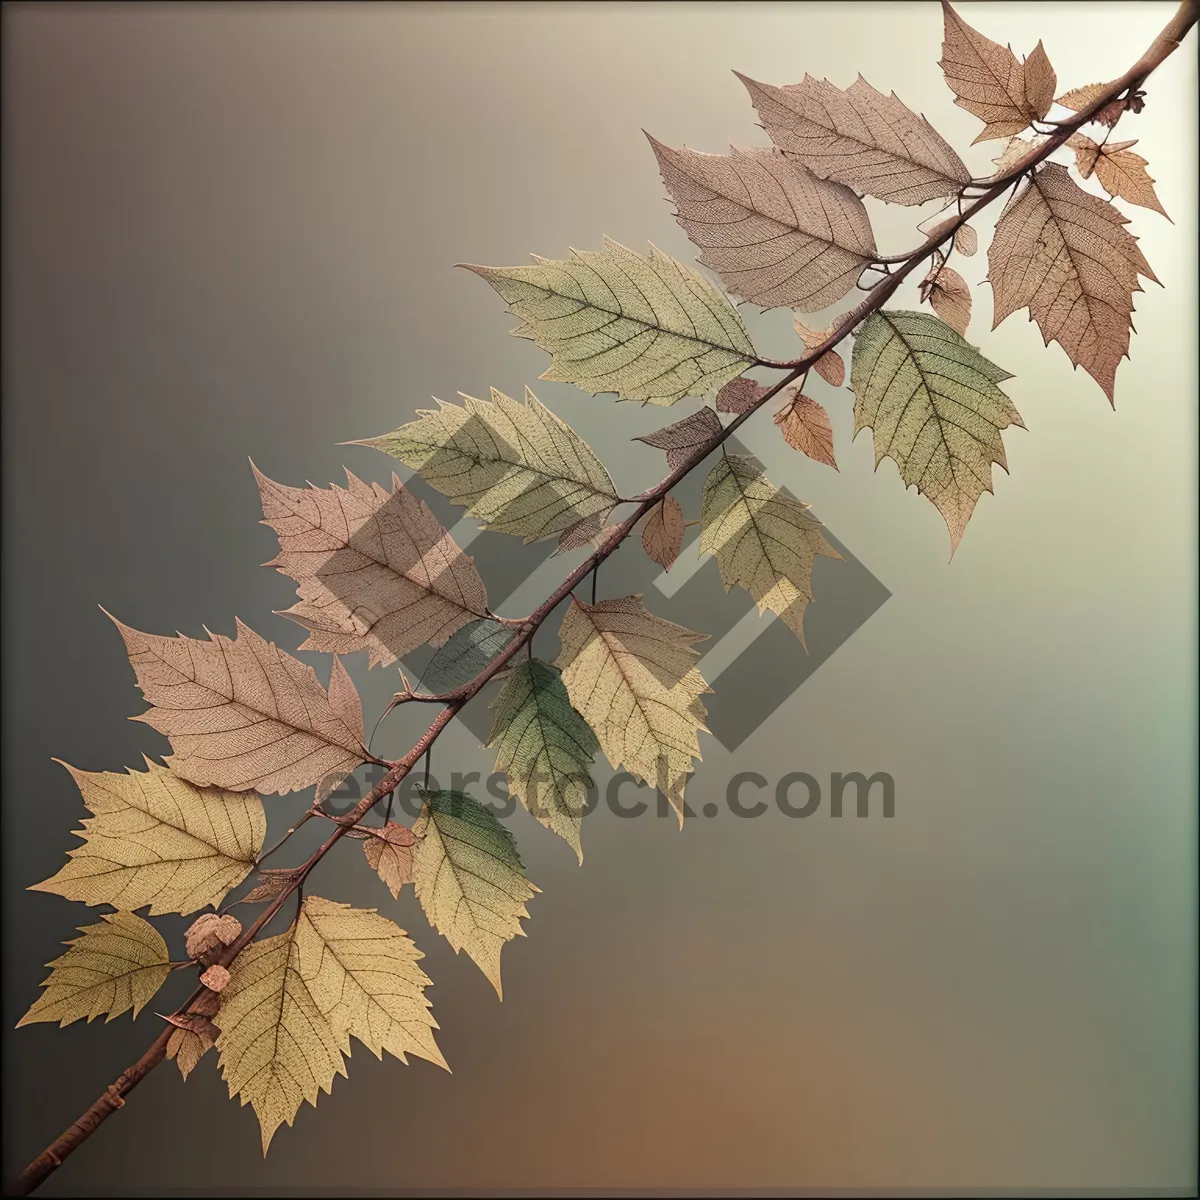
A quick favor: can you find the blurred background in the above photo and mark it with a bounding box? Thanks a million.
[3,2,1196,1194]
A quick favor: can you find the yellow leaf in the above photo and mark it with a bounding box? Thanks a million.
[700,453,841,648]
[30,759,265,916]
[411,790,538,998]
[554,595,711,825]
[17,911,170,1028]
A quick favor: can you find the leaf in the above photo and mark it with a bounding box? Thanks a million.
[990,134,1048,174]
[109,615,371,795]
[462,238,756,405]
[792,320,847,387]
[416,618,515,694]
[486,660,600,862]
[556,511,612,553]
[242,867,305,905]
[215,922,346,1153]
[634,406,723,471]
[201,964,232,993]
[773,392,839,470]
[642,496,686,570]
[1067,135,1171,220]
[554,596,711,824]
[648,139,876,312]
[17,911,171,1028]
[29,759,266,916]
[920,262,973,336]
[253,465,488,669]
[216,895,443,1153]
[352,388,619,544]
[700,452,841,648]
[736,72,970,205]
[715,377,766,414]
[849,310,1024,552]
[953,224,978,257]
[939,3,1054,142]
[411,790,538,998]
[166,1017,218,1081]
[1057,80,1126,127]
[987,161,1158,403]
[363,822,417,898]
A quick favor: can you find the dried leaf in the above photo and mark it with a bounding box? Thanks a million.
[641,496,686,571]
[353,388,619,545]
[254,466,488,669]
[166,1017,218,1081]
[953,224,978,257]
[988,162,1158,402]
[363,822,417,898]
[463,238,756,405]
[185,913,243,962]
[920,262,973,335]
[648,139,876,312]
[773,392,839,470]
[411,790,538,998]
[216,895,443,1152]
[241,867,305,905]
[201,964,232,993]
[849,310,1024,552]
[737,72,970,205]
[700,453,841,648]
[634,407,723,471]
[486,659,600,862]
[716,377,767,415]
[554,596,711,825]
[1057,81,1126,127]
[109,615,370,795]
[1067,135,1170,220]
[417,618,515,694]
[30,759,266,917]
[792,320,846,387]
[940,2,1054,142]
[556,511,611,553]
[17,912,171,1028]
[990,134,1048,174]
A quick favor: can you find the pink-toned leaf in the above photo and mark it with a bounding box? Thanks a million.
[715,378,767,414]
[920,262,973,336]
[773,392,838,470]
[634,407,723,471]
[792,320,846,387]
[1067,135,1170,220]
[642,496,686,571]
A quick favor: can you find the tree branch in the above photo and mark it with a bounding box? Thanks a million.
[14,2,1196,1192]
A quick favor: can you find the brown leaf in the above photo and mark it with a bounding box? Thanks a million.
[556,511,610,553]
[254,465,489,670]
[161,1011,220,1040]
[166,1015,219,1081]
[241,867,305,905]
[363,821,417,899]
[1057,81,1126,127]
[184,913,242,963]
[988,161,1158,403]
[108,615,370,796]
[642,496,686,571]
[193,990,221,1018]
[715,378,766,414]
[954,224,978,257]
[634,407,723,471]
[736,72,970,205]
[773,392,838,470]
[200,965,231,993]
[991,134,1048,174]
[920,262,973,336]
[648,139,876,312]
[792,320,846,387]
[940,2,1054,142]
[1067,135,1170,220]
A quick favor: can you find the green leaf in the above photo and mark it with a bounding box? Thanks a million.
[411,790,538,998]
[700,452,842,649]
[554,596,711,825]
[487,659,599,863]
[30,759,266,916]
[462,237,757,405]
[416,618,515,694]
[355,387,618,543]
[849,310,1024,553]
[17,911,171,1028]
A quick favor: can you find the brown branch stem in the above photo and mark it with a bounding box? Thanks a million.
[15,2,1195,1193]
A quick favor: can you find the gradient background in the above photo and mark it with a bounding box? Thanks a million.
[3,2,1196,1194]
